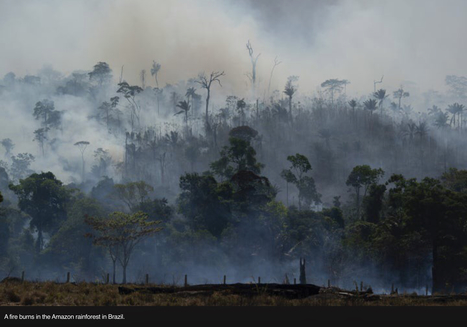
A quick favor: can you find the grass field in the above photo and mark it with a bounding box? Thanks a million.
[1,280,467,306]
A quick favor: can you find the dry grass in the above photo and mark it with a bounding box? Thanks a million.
[1,281,466,306]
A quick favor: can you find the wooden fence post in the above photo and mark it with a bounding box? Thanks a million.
[328,279,331,288]
[21,271,25,283]
[223,275,226,285]
[145,274,149,285]
[258,277,261,284]
[184,275,188,287]
[106,273,109,284]
[66,272,70,283]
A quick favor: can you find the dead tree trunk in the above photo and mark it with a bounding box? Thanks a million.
[299,258,307,285]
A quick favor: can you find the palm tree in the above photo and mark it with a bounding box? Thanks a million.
[348,99,357,112]
[175,100,190,125]
[284,76,298,117]
[427,105,441,117]
[390,101,399,120]
[415,121,428,140]
[401,121,417,143]
[434,112,449,129]
[447,103,465,129]
[150,61,161,87]
[363,99,378,115]
[373,89,388,115]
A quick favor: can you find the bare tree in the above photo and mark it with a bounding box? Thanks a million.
[246,40,260,98]
[196,71,225,130]
[74,141,90,183]
[373,75,384,92]
[140,69,146,89]
[266,56,282,101]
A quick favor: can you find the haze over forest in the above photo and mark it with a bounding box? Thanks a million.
[1,0,467,294]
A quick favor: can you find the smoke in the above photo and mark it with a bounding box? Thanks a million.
[1,0,467,96]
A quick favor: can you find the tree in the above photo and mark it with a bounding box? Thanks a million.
[267,56,281,100]
[140,69,146,89]
[393,87,410,110]
[196,71,225,130]
[150,61,161,87]
[229,126,258,142]
[10,153,34,182]
[185,87,197,116]
[284,76,298,117]
[98,96,119,130]
[33,128,48,156]
[175,100,190,125]
[363,99,378,115]
[74,141,90,183]
[1,139,14,159]
[447,103,465,129]
[117,82,143,131]
[373,89,388,115]
[46,197,105,279]
[348,99,357,112]
[33,99,61,132]
[178,173,231,236]
[321,79,348,107]
[91,148,112,179]
[113,181,154,212]
[385,174,467,293]
[85,211,162,284]
[9,172,72,253]
[281,154,321,210]
[346,165,384,219]
[246,40,261,97]
[88,62,112,87]
[210,137,264,180]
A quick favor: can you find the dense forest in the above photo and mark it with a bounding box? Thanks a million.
[1,57,467,295]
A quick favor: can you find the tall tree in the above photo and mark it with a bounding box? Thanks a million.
[246,40,261,98]
[281,153,321,210]
[210,137,264,180]
[175,100,190,125]
[283,76,298,117]
[88,62,112,87]
[393,87,410,110]
[85,211,162,284]
[321,79,348,107]
[9,172,72,253]
[117,82,143,131]
[150,61,161,87]
[373,89,388,115]
[346,165,384,219]
[74,141,90,183]
[196,71,225,130]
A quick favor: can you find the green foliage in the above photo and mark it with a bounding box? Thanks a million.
[45,197,105,277]
[210,137,264,179]
[113,181,154,212]
[177,173,231,237]
[281,154,321,210]
[441,168,467,193]
[9,172,73,253]
[85,211,162,283]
